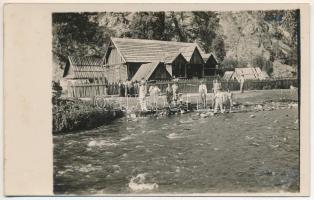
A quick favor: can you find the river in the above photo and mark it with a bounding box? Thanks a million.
[54,105,299,194]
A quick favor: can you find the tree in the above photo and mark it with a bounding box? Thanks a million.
[52,13,109,63]
[212,34,226,62]
[191,11,220,52]
[127,12,167,40]
[167,12,193,42]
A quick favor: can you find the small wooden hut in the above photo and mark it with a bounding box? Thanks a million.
[223,71,235,81]
[62,56,107,89]
[232,67,269,81]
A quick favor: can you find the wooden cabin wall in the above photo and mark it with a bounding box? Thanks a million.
[188,49,204,78]
[190,50,204,65]
[106,47,124,65]
[204,56,218,76]
[105,46,128,82]
[165,64,172,76]
[150,64,171,80]
[172,55,187,78]
[187,64,203,78]
[105,64,128,83]
[127,63,144,80]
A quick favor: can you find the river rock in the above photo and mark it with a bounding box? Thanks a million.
[288,103,298,109]
[249,114,255,118]
[88,141,97,147]
[254,104,263,111]
[200,113,208,118]
[128,173,158,192]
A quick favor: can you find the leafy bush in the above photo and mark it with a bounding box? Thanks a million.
[220,57,238,70]
[52,81,63,105]
[251,55,273,75]
[52,98,123,134]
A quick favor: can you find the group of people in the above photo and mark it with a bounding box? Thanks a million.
[137,78,179,111]
[117,79,140,97]
[113,76,241,113]
[198,79,223,108]
[165,82,179,106]
[138,79,162,111]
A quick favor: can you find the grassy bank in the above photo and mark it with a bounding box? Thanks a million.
[53,98,123,134]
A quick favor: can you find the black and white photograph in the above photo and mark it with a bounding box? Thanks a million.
[52,8,301,195]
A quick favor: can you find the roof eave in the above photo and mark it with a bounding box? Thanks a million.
[110,37,127,63]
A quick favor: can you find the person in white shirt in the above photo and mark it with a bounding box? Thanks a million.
[138,79,148,111]
[199,80,207,108]
[213,89,233,114]
[151,85,161,109]
[212,78,222,95]
[172,82,179,106]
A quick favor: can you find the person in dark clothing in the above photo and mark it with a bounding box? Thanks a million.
[118,80,124,97]
[166,83,173,105]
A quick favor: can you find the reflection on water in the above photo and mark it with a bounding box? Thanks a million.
[54,108,299,194]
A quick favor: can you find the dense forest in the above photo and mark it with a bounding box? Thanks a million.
[52,10,299,81]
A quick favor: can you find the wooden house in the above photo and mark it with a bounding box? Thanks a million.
[103,37,213,82]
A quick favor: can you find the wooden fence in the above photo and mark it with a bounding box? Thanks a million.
[148,78,298,93]
[66,78,298,98]
[67,83,120,98]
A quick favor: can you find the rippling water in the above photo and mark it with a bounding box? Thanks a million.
[54,107,299,194]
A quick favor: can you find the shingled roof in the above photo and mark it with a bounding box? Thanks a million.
[131,62,171,82]
[163,52,187,64]
[109,37,205,63]
[63,56,106,79]
[202,53,218,63]
[223,71,235,81]
[234,67,269,80]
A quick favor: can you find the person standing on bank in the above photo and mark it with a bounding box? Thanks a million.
[133,81,139,97]
[104,83,108,96]
[212,79,218,95]
[199,80,207,108]
[239,74,245,93]
[124,79,131,97]
[151,84,161,109]
[172,82,179,106]
[118,80,123,97]
[139,79,148,111]
[166,83,173,106]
